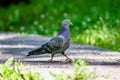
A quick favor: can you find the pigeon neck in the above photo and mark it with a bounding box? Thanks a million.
[59,26,70,39]
[62,25,69,30]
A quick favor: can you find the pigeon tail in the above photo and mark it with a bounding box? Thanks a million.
[27,48,47,56]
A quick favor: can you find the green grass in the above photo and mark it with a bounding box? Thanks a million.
[0,0,120,51]
[0,58,96,80]
[50,59,97,80]
[0,57,42,80]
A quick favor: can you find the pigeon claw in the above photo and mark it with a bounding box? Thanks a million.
[48,59,54,62]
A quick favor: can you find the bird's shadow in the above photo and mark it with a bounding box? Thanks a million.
[20,60,72,68]
[22,60,72,64]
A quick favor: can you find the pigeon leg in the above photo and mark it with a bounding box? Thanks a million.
[61,52,72,62]
[48,54,55,62]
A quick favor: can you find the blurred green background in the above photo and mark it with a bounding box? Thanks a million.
[0,0,120,51]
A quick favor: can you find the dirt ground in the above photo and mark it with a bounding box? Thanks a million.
[0,32,120,80]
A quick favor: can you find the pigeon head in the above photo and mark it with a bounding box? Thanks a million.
[59,19,72,38]
[61,19,72,27]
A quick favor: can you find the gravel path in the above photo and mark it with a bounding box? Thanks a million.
[0,32,120,80]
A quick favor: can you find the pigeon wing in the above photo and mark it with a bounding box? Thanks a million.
[41,36,65,53]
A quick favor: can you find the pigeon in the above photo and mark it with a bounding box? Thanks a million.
[27,19,72,62]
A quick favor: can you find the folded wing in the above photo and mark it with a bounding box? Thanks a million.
[41,35,65,53]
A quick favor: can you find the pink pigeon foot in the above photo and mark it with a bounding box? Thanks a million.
[65,58,72,62]
[48,58,54,62]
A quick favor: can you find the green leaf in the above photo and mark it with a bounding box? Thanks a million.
[5,57,14,67]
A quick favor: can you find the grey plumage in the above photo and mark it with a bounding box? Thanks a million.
[27,19,72,62]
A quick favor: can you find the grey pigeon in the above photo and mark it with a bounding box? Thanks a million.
[27,19,72,62]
